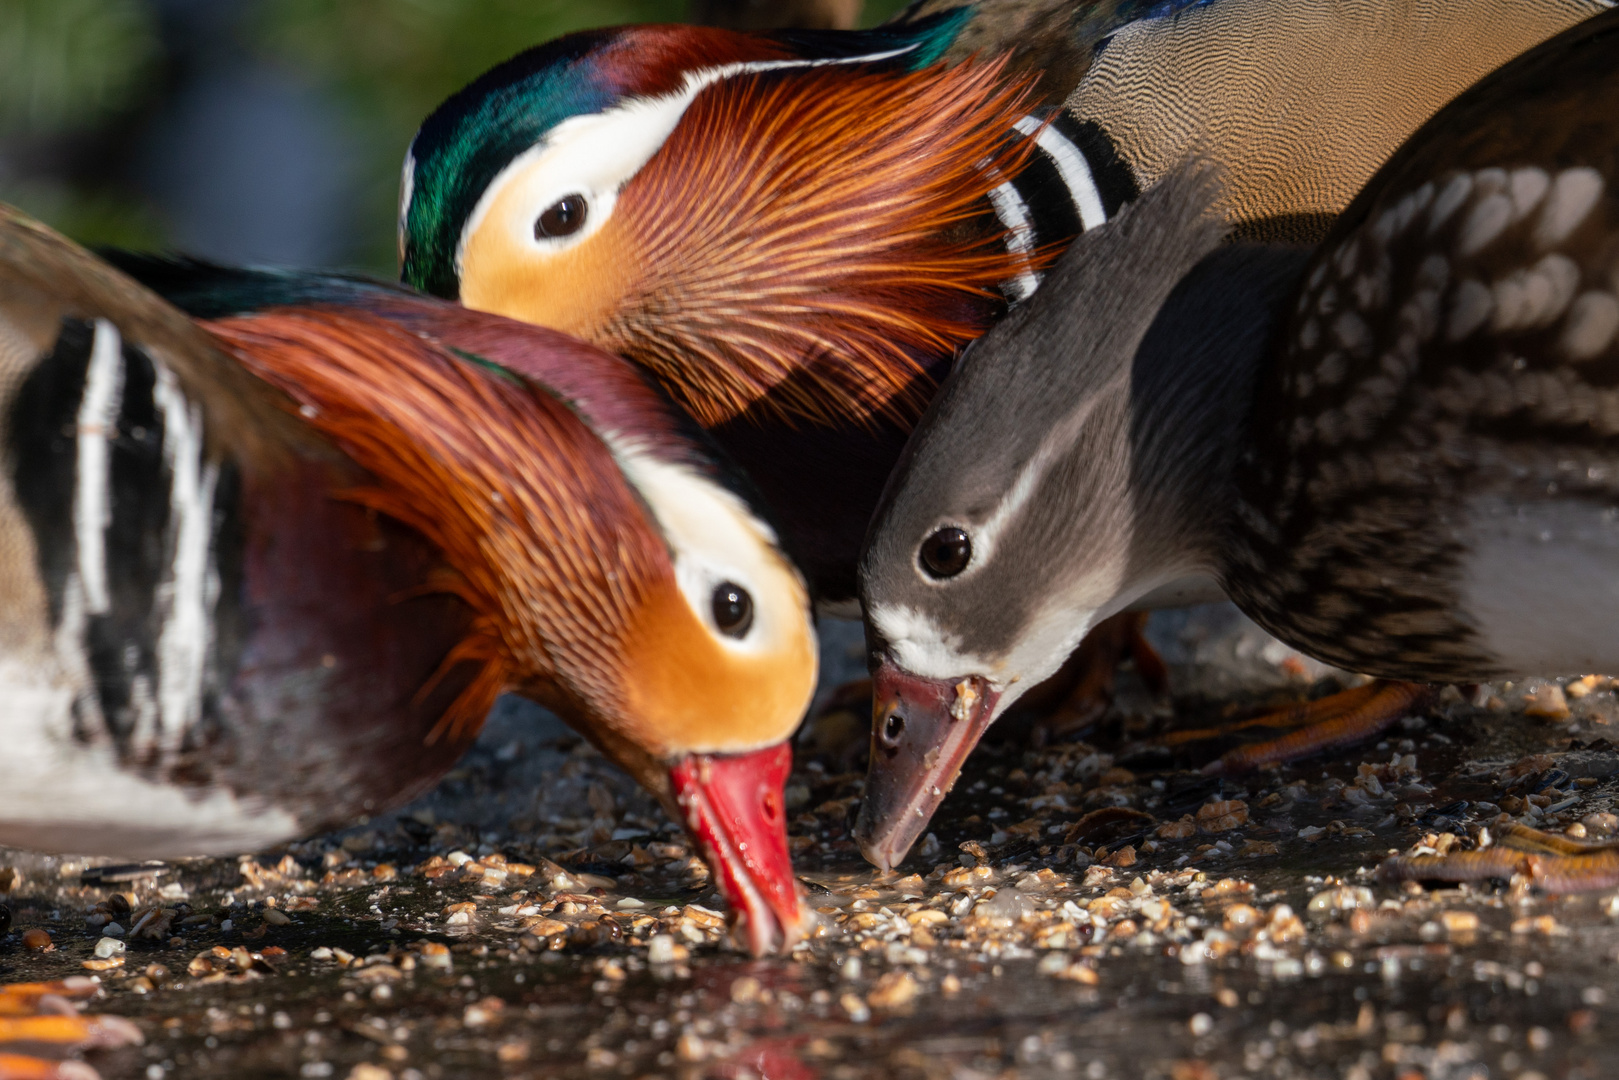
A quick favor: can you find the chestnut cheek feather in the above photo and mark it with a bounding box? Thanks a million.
[669,743,807,957]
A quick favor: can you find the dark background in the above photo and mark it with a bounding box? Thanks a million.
[0,0,910,274]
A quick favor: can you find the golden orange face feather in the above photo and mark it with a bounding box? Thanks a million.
[204,309,817,796]
[456,58,1042,429]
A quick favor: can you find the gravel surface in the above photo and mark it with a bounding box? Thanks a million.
[4,606,1619,1080]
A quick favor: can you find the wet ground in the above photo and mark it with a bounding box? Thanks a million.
[4,605,1619,1080]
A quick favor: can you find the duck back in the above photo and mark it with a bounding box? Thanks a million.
[1227,10,1619,682]
[0,209,480,856]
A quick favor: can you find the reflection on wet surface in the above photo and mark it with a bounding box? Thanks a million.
[3,607,1619,1079]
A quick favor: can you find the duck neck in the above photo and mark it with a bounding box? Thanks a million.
[1124,242,1312,588]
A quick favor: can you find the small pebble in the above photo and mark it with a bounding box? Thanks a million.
[1523,684,1571,721]
[646,934,684,964]
[839,992,871,1023]
[866,971,918,1009]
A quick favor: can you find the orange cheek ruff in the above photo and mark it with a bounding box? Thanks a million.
[606,57,1042,430]
[616,581,816,758]
[460,57,1043,431]
[204,308,672,748]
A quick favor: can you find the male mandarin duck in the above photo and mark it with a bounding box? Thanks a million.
[397,10,1123,607]
[862,7,1619,887]
[394,1,1612,870]
[895,0,1608,240]
[0,206,819,967]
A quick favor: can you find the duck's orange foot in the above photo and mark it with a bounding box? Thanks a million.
[1379,821,1619,893]
[1158,679,1434,774]
[0,1053,101,1080]
[0,981,142,1080]
[1030,611,1168,747]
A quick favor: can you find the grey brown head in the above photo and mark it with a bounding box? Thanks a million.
[853,168,1308,869]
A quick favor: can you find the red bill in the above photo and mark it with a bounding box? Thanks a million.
[670,743,808,956]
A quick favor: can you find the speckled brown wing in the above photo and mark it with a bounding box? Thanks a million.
[0,206,481,856]
[1228,10,1619,683]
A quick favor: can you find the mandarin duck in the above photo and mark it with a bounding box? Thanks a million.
[0,206,818,963]
[394,1,1611,870]
[397,11,1123,607]
[393,11,1168,781]
[860,6,1619,885]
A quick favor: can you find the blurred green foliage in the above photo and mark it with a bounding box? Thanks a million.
[0,0,159,134]
[260,0,687,267]
[0,0,915,262]
[863,0,914,24]
[0,0,166,246]
[262,0,686,137]
[1,179,168,247]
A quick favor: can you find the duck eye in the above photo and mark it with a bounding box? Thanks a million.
[535,194,588,239]
[711,581,753,638]
[919,526,971,579]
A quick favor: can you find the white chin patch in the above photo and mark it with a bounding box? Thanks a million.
[867,602,992,683]
[867,599,1106,720]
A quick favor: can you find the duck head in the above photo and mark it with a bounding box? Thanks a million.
[398,13,1041,429]
[160,275,819,955]
[853,171,1269,871]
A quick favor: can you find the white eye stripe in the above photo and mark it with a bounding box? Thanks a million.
[918,390,1116,585]
[397,146,416,265]
[603,435,807,655]
[453,46,921,278]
